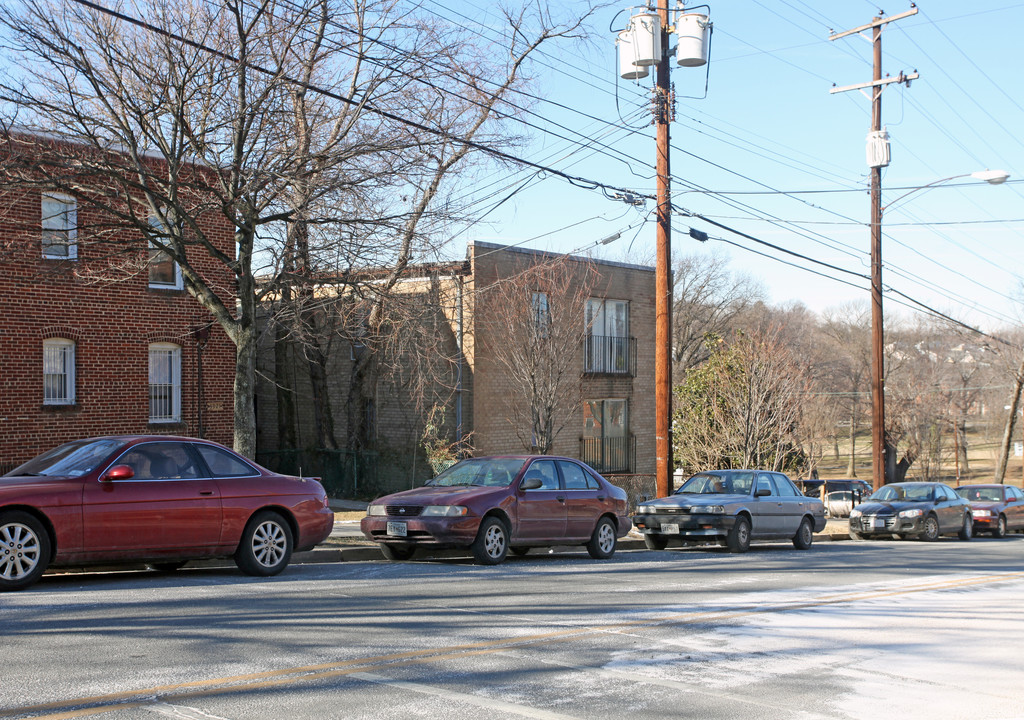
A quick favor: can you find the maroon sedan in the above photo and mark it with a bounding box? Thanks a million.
[955,483,1024,537]
[0,436,334,591]
[361,455,631,564]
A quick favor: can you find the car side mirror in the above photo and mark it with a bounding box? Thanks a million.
[101,464,134,482]
[520,477,543,491]
[755,487,771,497]
[934,497,944,505]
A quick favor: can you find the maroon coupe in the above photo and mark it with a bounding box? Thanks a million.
[0,436,334,591]
[361,455,632,564]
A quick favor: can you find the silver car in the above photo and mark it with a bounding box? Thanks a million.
[632,470,827,553]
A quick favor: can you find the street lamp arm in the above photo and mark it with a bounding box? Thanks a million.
[881,170,1010,213]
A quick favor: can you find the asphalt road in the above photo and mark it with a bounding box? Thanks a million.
[3,536,1023,719]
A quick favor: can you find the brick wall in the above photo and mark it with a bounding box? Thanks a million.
[0,172,236,469]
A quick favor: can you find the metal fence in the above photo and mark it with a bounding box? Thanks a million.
[256,448,380,498]
[605,473,656,513]
[579,435,636,474]
[583,335,637,376]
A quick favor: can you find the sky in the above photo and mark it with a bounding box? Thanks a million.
[428,0,1024,333]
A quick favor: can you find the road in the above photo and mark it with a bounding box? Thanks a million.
[2,536,1023,719]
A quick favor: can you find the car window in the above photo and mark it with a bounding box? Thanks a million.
[117,442,200,480]
[7,438,124,478]
[1009,487,1024,501]
[523,460,560,490]
[957,486,1002,502]
[678,473,732,494]
[940,485,957,501]
[559,461,591,490]
[427,458,526,487]
[756,474,777,496]
[773,474,802,497]
[195,444,259,478]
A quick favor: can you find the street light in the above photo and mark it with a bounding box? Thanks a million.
[869,168,1010,491]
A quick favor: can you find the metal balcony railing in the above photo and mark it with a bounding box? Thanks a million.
[579,434,636,474]
[583,335,637,376]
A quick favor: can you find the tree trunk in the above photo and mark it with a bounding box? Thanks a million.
[274,320,298,451]
[995,355,1024,483]
[232,322,258,459]
[846,414,857,477]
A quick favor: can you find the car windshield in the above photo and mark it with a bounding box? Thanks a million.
[425,458,527,488]
[956,487,1003,502]
[675,472,754,495]
[870,484,934,502]
[5,438,124,478]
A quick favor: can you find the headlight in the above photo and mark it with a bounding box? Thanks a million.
[898,508,923,519]
[850,509,862,518]
[972,509,992,517]
[421,505,468,517]
[637,505,653,514]
[367,505,387,516]
[700,505,726,514]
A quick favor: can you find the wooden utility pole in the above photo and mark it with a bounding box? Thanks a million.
[654,3,672,498]
[830,8,919,492]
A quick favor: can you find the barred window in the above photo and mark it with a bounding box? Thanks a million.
[41,194,77,260]
[149,343,181,422]
[43,338,75,405]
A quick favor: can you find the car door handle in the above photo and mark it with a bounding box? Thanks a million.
[597,495,606,501]
[199,490,214,496]
[556,496,565,503]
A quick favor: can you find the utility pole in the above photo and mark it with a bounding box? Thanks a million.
[654,2,672,498]
[830,7,918,492]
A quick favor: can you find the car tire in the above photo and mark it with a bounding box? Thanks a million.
[920,514,940,542]
[0,511,51,592]
[586,517,617,560]
[993,515,1007,538]
[643,534,669,550]
[849,530,865,541]
[471,517,508,565]
[792,517,814,550]
[380,543,416,561]
[234,511,293,576]
[958,513,973,541]
[726,516,751,553]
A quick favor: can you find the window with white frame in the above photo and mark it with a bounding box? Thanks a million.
[148,213,182,289]
[43,338,76,405]
[149,343,182,422]
[41,194,77,260]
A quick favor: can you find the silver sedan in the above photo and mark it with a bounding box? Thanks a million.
[632,470,826,552]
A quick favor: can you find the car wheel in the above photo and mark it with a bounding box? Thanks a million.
[726,516,751,553]
[380,543,416,561]
[792,517,814,550]
[149,561,187,573]
[920,514,940,542]
[958,514,973,541]
[471,517,508,565]
[510,547,530,557]
[234,511,293,576]
[849,530,865,541]
[993,515,1007,538]
[643,534,669,550]
[895,533,909,540]
[586,517,617,560]
[0,511,50,592]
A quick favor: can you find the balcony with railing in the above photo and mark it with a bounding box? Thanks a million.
[579,434,636,474]
[583,335,637,376]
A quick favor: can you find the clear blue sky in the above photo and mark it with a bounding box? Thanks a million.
[431,0,1024,332]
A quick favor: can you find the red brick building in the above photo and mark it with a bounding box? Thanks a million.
[0,139,236,471]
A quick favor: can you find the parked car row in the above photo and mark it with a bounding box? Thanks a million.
[5,438,1022,592]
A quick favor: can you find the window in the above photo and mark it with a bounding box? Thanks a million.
[41,194,77,259]
[149,343,181,422]
[532,292,549,335]
[194,444,258,478]
[148,214,182,289]
[43,338,75,405]
[522,459,559,490]
[581,399,630,472]
[585,298,630,373]
[117,442,200,479]
[559,460,598,490]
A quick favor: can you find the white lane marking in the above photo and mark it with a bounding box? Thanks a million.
[349,671,583,720]
[146,702,233,719]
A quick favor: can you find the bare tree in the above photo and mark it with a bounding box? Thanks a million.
[0,0,591,456]
[672,251,765,376]
[820,303,872,477]
[481,255,600,454]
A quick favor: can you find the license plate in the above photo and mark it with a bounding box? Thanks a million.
[873,519,886,528]
[661,523,680,534]
[386,521,408,537]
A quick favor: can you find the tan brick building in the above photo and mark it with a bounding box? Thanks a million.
[255,241,655,495]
